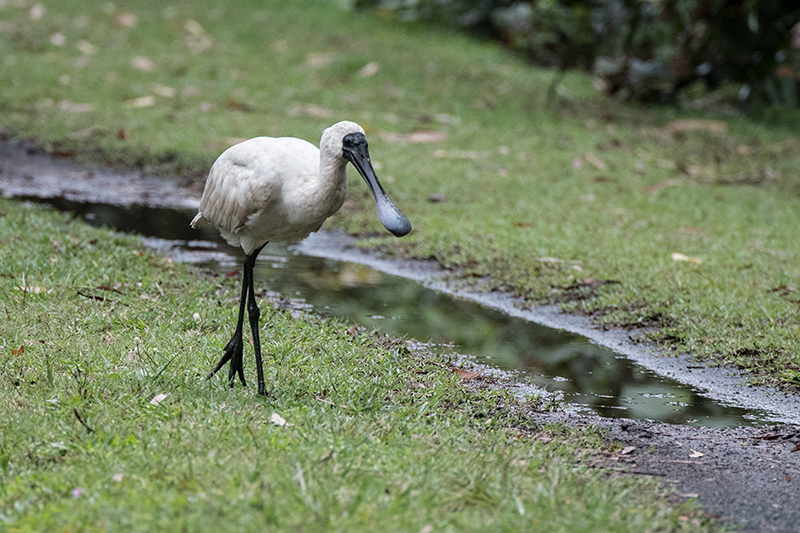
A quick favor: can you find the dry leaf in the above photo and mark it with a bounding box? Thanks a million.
[125,95,156,108]
[151,83,176,97]
[76,39,96,55]
[150,393,168,406]
[58,100,94,113]
[585,152,607,170]
[270,412,288,426]
[380,131,448,144]
[131,56,154,71]
[620,446,636,455]
[11,345,25,356]
[671,252,703,264]
[115,12,138,28]
[184,19,205,37]
[358,61,380,77]
[689,449,705,458]
[271,40,288,53]
[29,3,45,20]
[305,52,336,68]
[643,178,682,195]
[184,20,212,53]
[451,367,482,380]
[16,285,43,293]
[287,103,334,118]
[667,119,728,134]
[50,33,66,46]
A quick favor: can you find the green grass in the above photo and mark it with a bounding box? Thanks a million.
[0,199,714,530]
[1,0,800,390]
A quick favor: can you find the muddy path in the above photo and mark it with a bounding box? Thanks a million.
[2,140,800,532]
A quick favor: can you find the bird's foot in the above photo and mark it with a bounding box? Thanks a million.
[206,333,247,388]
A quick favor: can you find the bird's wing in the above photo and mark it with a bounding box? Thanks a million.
[196,137,319,234]
[197,139,279,233]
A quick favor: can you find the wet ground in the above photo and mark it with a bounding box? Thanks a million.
[2,140,800,531]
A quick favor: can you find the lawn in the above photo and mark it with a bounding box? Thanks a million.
[0,199,715,530]
[2,0,800,388]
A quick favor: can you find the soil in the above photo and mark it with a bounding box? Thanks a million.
[2,140,800,532]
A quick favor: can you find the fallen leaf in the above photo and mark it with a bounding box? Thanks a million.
[113,473,125,482]
[287,103,334,118]
[433,149,479,159]
[451,367,482,380]
[58,100,94,113]
[643,178,682,195]
[620,446,636,455]
[124,95,156,108]
[131,56,154,71]
[73,55,91,69]
[15,285,42,294]
[115,12,138,28]
[667,119,728,134]
[358,61,380,77]
[76,39,96,55]
[11,345,25,356]
[184,19,204,37]
[29,3,45,20]
[184,20,212,53]
[50,33,66,46]
[270,412,288,426]
[150,393,168,406]
[689,449,705,458]
[305,52,336,68]
[585,152,607,170]
[380,131,448,144]
[671,252,703,265]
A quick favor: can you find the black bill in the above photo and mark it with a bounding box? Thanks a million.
[343,133,412,237]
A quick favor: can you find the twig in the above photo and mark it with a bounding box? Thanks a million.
[73,408,94,433]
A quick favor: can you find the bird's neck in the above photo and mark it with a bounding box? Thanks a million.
[316,153,349,209]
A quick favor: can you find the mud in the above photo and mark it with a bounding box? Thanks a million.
[2,139,799,532]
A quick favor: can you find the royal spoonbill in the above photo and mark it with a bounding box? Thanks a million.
[191,121,411,395]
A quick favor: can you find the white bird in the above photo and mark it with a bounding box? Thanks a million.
[191,121,411,395]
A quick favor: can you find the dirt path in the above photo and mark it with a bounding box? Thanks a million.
[2,140,800,532]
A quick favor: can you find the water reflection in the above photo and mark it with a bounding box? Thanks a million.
[31,198,775,427]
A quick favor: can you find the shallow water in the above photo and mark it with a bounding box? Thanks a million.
[33,197,777,428]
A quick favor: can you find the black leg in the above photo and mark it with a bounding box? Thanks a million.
[206,256,249,387]
[206,243,268,394]
[248,243,268,396]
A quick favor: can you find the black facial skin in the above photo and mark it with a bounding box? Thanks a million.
[342,132,412,237]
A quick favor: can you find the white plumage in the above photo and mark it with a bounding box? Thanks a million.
[192,120,411,395]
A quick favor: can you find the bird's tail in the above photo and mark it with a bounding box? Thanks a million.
[190,212,210,229]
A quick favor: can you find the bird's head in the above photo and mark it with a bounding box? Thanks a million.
[321,121,411,238]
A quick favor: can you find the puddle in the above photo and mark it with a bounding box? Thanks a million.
[23,196,785,428]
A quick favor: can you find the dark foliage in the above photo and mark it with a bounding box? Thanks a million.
[356,0,800,107]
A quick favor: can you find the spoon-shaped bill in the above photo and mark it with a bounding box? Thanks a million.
[343,134,412,237]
